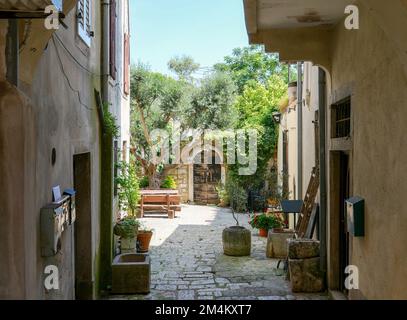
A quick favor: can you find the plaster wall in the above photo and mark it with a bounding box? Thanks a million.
[326,6,407,300]
[0,2,103,299]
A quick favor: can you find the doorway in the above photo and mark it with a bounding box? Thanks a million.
[338,152,350,294]
[73,153,94,300]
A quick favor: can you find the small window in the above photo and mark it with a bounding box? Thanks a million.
[77,0,92,47]
[332,97,351,138]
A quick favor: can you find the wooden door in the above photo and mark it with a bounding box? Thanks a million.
[193,164,221,205]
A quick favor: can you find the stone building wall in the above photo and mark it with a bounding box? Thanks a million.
[162,165,190,203]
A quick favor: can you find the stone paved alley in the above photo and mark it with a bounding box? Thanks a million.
[109,205,328,300]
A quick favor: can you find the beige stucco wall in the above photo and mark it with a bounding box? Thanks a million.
[326,5,407,300]
[258,1,407,299]
[0,2,103,299]
[278,66,319,229]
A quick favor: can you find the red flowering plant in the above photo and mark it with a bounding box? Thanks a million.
[249,213,286,231]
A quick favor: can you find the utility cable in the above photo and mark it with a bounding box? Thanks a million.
[52,36,95,111]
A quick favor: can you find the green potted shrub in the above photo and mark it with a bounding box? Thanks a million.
[114,159,141,252]
[249,213,285,237]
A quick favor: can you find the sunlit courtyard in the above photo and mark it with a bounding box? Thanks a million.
[109,205,328,300]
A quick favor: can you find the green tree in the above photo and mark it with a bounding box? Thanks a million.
[228,75,287,189]
[168,55,200,83]
[184,71,237,130]
[214,45,294,94]
[130,64,188,188]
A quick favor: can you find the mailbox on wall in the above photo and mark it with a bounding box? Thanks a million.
[64,189,76,225]
[40,188,76,257]
[346,196,365,237]
[40,203,64,257]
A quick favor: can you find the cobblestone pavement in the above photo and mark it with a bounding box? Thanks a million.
[109,205,328,300]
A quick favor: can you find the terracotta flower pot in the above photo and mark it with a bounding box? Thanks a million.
[259,228,268,237]
[137,231,153,253]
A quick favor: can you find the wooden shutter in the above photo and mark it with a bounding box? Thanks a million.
[110,0,117,80]
[77,0,91,46]
[123,33,130,95]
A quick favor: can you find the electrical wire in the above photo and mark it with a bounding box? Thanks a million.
[53,33,129,96]
[52,35,130,110]
[52,36,95,111]
[53,32,103,77]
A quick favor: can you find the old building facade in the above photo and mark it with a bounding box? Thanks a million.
[0,0,130,299]
[245,0,407,299]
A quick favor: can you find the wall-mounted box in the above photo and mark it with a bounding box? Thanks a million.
[64,189,76,225]
[346,196,365,237]
[40,203,64,257]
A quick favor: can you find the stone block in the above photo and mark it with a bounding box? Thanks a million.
[112,253,151,294]
[222,226,251,256]
[288,239,320,259]
[288,257,325,293]
[266,230,295,259]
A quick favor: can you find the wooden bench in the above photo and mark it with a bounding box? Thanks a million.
[140,194,181,219]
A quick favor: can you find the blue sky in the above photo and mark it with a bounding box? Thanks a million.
[129,0,249,76]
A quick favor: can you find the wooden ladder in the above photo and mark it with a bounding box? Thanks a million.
[296,167,320,238]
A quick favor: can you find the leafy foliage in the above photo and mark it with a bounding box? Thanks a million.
[139,176,149,189]
[115,158,140,217]
[184,71,237,130]
[215,45,293,94]
[249,213,285,230]
[228,75,287,189]
[113,216,140,239]
[161,176,177,189]
[103,102,120,138]
[168,55,200,82]
[225,175,248,213]
[216,183,230,207]
[130,64,190,187]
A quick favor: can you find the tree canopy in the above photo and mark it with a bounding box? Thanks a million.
[214,45,293,94]
[168,55,200,82]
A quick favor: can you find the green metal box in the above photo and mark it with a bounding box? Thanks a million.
[346,196,365,237]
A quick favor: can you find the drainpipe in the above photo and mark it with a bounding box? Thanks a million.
[297,62,303,200]
[6,20,18,86]
[100,0,113,294]
[318,68,328,275]
[102,1,110,102]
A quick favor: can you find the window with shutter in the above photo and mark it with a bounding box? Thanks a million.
[110,0,117,80]
[77,0,92,47]
[124,33,130,96]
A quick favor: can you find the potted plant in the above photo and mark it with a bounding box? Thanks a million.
[115,158,141,252]
[249,213,285,237]
[222,177,251,257]
[137,222,154,253]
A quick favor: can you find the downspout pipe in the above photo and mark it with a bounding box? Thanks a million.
[100,0,113,293]
[297,62,303,200]
[102,1,110,102]
[318,68,328,275]
[6,19,18,86]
